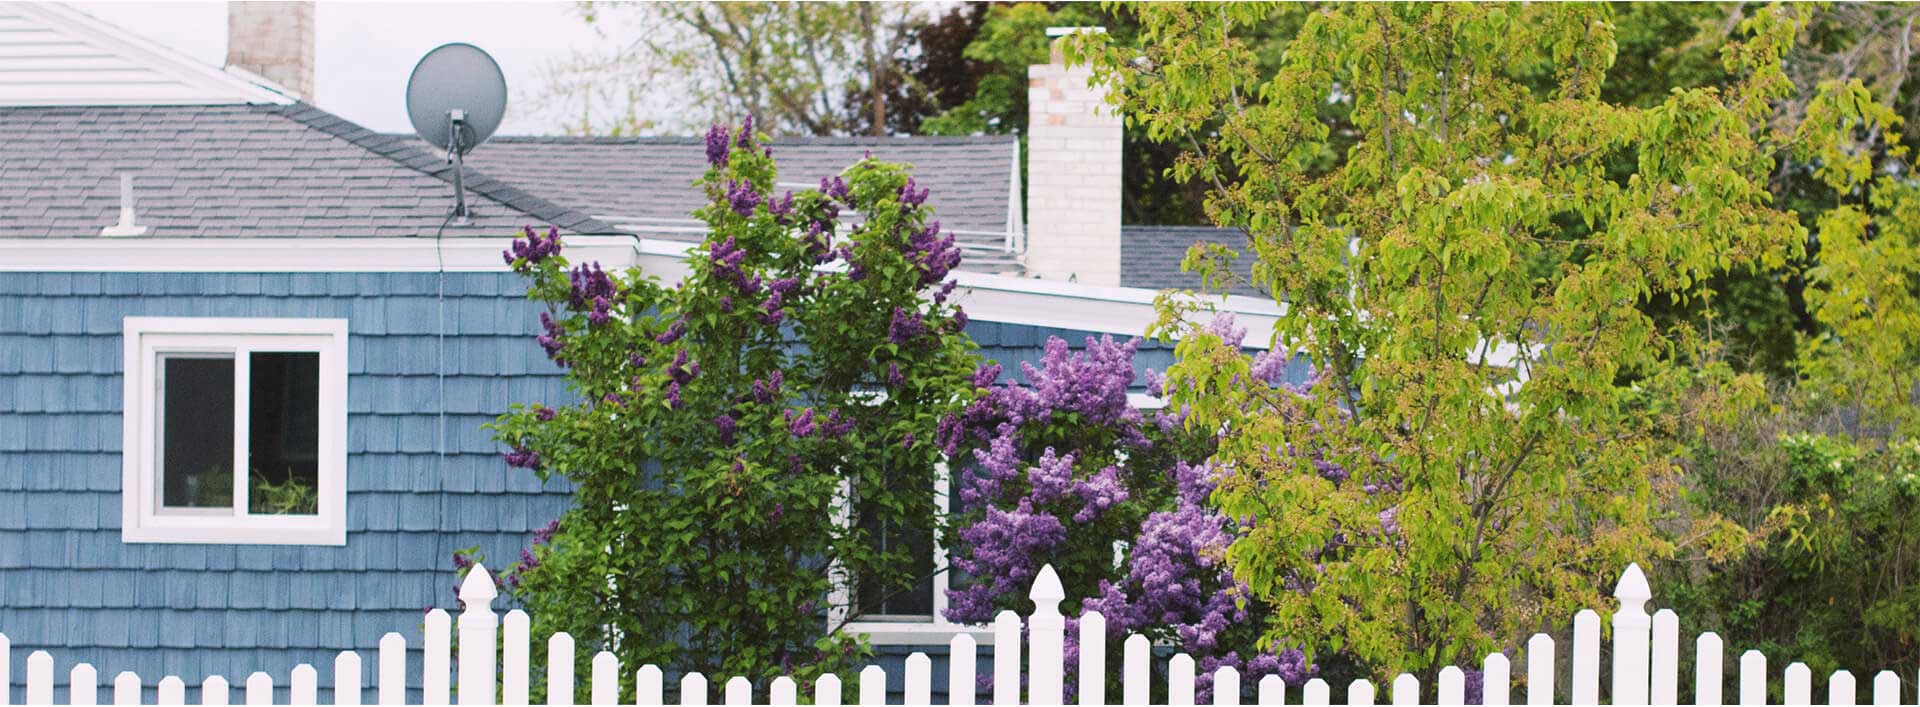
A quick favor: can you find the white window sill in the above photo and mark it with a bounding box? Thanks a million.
[842,621,996,647]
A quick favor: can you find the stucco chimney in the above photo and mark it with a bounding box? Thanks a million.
[226,2,315,100]
[1025,27,1122,286]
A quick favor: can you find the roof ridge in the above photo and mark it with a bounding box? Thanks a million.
[273,104,627,235]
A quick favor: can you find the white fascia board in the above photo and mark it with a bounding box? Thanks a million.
[0,236,646,273]
[635,237,1286,349]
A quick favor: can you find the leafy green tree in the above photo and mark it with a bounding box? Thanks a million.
[486,121,978,696]
[1076,2,1820,682]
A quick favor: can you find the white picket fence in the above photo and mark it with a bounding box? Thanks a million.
[3,562,1915,705]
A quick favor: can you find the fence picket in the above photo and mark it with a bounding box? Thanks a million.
[1572,610,1600,705]
[1830,670,1856,706]
[1696,632,1724,707]
[1343,679,1370,706]
[25,650,50,705]
[1391,673,1418,706]
[906,652,932,705]
[723,676,750,706]
[768,676,797,706]
[1611,565,1652,706]
[1169,654,1196,705]
[814,672,842,707]
[423,609,451,706]
[157,676,184,705]
[1870,670,1899,705]
[1483,652,1512,706]
[1256,675,1283,705]
[680,672,708,706]
[1301,678,1329,705]
[637,665,664,706]
[377,633,405,706]
[949,634,977,707]
[458,565,499,705]
[1784,662,1811,705]
[112,672,140,706]
[292,664,318,704]
[69,662,97,706]
[334,651,362,706]
[993,610,1021,706]
[1212,666,1240,706]
[1079,611,1106,707]
[1124,634,1151,705]
[503,611,530,706]
[1526,633,1554,706]
[590,651,617,706]
[1030,566,1066,705]
[199,675,226,706]
[547,633,575,707]
[1739,650,1765,707]
[1650,609,1679,705]
[858,665,886,706]
[1,633,8,707]
[1438,666,1464,705]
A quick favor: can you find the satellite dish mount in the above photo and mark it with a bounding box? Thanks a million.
[406,43,507,227]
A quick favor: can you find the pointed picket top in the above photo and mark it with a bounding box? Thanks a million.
[460,563,499,605]
[1613,563,1651,608]
[1030,564,1066,603]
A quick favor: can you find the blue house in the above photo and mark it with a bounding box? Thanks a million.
[0,3,1287,702]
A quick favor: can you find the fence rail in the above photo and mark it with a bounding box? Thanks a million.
[3,562,1914,705]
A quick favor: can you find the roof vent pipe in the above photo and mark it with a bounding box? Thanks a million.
[100,174,149,237]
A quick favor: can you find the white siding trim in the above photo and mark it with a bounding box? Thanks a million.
[2,3,293,106]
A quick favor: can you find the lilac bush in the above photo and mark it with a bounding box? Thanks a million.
[483,120,978,693]
[941,333,1314,701]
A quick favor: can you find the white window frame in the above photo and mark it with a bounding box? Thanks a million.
[120,317,349,545]
[830,461,996,645]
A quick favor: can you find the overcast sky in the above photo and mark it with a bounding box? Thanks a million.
[79,1,606,136]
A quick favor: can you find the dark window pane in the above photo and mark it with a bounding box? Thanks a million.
[161,357,234,509]
[248,352,320,515]
[856,502,936,617]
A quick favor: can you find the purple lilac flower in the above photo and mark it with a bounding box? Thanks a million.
[503,225,562,268]
[770,503,784,522]
[972,362,1003,389]
[945,499,1067,624]
[537,312,566,364]
[602,392,625,407]
[535,406,556,421]
[735,115,755,148]
[656,319,686,345]
[704,123,731,166]
[665,381,683,409]
[588,296,612,326]
[629,353,647,368]
[709,236,749,287]
[887,363,905,389]
[1026,448,1075,504]
[898,177,929,207]
[752,371,783,404]
[1206,313,1247,349]
[1249,351,1288,385]
[888,307,926,345]
[726,180,762,218]
[504,446,540,469]
[714,414,737,444]
[568,262,616,311]
[934,279,959,305]
[533,519,560,546]
[768,191,796,222]
[787,408,816,438]
[822,409,854,437]
[904,221,962,286]
[821,175,850,203]
[1071,465,1129,523]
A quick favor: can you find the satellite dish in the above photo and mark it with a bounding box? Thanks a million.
[405,43,507,223]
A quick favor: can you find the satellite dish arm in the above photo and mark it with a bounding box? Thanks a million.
[447,109,471,224]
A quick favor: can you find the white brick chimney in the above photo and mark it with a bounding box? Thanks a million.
[226,2,315,100]
[1025,27,1122,286]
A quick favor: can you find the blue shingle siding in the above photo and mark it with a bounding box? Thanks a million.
[0,272,1254,702]
[0,271,573,703]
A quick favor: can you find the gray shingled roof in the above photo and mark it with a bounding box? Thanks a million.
[0,104,619,238]
[1120,225,1265,297]
[436,134,1022,268]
